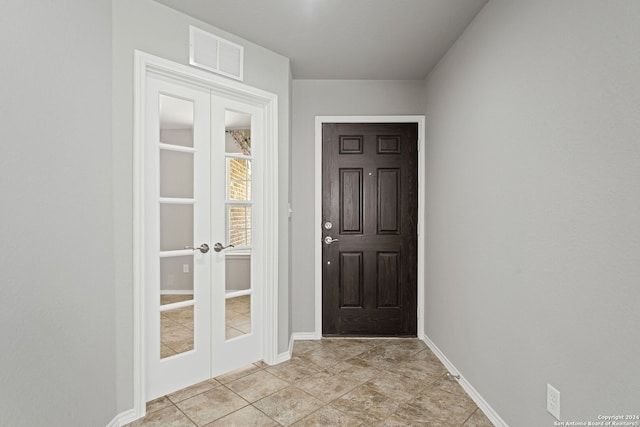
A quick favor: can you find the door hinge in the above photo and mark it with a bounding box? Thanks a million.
[417,138,421,152]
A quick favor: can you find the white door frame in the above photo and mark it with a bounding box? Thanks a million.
[133,50,279,419]
[314,116,426,338]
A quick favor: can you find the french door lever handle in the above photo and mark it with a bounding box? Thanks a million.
[213,242,234,252]
[185,243,210,253]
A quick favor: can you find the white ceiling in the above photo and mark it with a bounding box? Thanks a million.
[152,0,488,80]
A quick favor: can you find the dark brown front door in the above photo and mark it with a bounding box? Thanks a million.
[322,123,418,336]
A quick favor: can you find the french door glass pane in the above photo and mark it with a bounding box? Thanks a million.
[160,305,194,359]
[225,295,251,340]
[227,158,251,201]
[227,206,251,247]
[159,94,194,148]
[225,111,251,155]
[160,204,193,251]
[160,150,194,198]
[160,256,193,305]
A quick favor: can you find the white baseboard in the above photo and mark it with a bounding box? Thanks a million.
[272,340,293,365]
[106,414,119,427]
[291,332,321,340]
[270,332,322,366]
[272,350,291,365]
[106,408,138,427]
[420,333,508,427]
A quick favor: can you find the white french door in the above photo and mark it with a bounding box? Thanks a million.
[144,74,263,400]
[210,98,264,377]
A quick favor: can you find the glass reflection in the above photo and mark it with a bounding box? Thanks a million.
[160,256,193,305]
[160,305,194,358]
[160,204,193,251]
[159,95,194,147]
[160,150,194,199]
[225,295,251,340]
[224,110,251,155]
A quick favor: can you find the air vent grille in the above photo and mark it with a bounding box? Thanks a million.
[189,26,244,81]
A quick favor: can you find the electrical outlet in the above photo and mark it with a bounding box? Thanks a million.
[183,264,189,273]
[547,384,560,420]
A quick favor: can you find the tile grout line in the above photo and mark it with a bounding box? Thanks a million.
[212,385,253,425]
[171,400,198,427]
[213,365,292,425]
[460,407,480,426]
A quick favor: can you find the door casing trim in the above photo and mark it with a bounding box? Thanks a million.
[314,116,426,338]
[133,50,279,420]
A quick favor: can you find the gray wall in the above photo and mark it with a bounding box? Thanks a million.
[0,1,116,425]
[423,0,640,424]
[113,0,291,412]
[290,80,426,332]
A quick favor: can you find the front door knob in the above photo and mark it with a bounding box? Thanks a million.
[324,236,339,245]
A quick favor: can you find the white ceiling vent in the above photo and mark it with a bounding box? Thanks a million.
[189,26,244,81]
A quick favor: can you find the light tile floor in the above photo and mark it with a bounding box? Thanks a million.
[128,338,494,426]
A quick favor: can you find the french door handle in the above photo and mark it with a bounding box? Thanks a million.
[213,242,235,252]
[185,243,210,253]
[324,236,339,245]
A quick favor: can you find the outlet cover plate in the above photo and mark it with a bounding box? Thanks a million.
[547,384,560,420]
